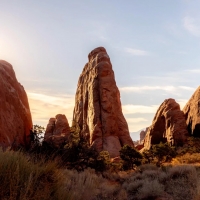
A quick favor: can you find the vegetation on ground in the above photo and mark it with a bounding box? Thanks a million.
[1,125,200,199]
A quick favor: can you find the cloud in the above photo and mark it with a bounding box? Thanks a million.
[120,85,195,93]
[126,117,150,134]
[183,16,200,36]
[178,86,195,91]
[120,86,176,92]
[27,92,75,127]
[177,99,188,110]
[126,118,148,123]
[125,48,149,56]
[122,104,159,114]
[184,69,200,73]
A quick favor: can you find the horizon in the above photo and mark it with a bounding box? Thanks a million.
[1,1,200,141]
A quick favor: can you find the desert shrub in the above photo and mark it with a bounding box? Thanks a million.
[142,142,176,166]
[151,142,176,165]
[63,132,98,170]
[165,165,198,200]
[123,171,165,200]
[0,148,127,200]
[58,168,100,200]
[142,149,154,164]
[135,179,165,200]
[172,153,200,164]
[93,151,111,172]
[120,145,142,170]
[122,164,198,200]
[177,137,200,155]
[94,182,126,200]
[138,163,158,172]
[60,168,127,200]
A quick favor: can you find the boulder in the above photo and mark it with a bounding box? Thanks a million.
[44,114,70,148]
[0,60,32,149]
[183,86,200,137]
[72,47,133,157]
[143,99,188,150]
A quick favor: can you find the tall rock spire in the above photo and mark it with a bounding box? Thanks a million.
[72,47,133,157]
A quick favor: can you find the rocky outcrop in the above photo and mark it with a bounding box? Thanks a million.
[140,127,148,144]
[183,86,200,137]
[72,47,133,157]
[0,60,32,149]
[44,114,70,148]
[143,99,188,150]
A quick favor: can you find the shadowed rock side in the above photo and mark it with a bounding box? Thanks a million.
[44,114,70,148]
[72,47,133,157]
[135,127,149,150]
[0,60,32,149]
[143,99,188,150]
[140,127,148,144]
[183,86,200,137]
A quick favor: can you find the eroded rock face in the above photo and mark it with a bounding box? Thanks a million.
[143,99,188,150]
[72,47,133,157]
[44,114,70,148]
[183,86,200,137]
[140,127,148,144]
[0,60,32,149]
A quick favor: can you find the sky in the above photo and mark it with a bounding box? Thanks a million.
[1,0,200,141]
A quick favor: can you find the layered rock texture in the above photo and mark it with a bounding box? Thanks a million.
[143,98,188,150]
[183,86,200,137]
[72,47,133,157]
[0,60,32,149]
[44,114,70,148]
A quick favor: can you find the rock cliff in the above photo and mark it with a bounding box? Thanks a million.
[143,99,188,149]
[183,86,200,137]
[72,47,133,157]
[140,127,148,144]
[0,60,32,149]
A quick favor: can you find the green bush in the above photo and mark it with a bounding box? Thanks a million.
[142,142,176,166]
[120,145,142,170]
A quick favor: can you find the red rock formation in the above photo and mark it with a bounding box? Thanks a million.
[135,144,144,151]
[44,114,70,148]
[0,60,32,149]
[140,127,148,144]
[183,86,200,137]
[72,47,133,157]
[143,99,188,150]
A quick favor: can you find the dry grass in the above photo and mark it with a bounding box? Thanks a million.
[1,149,200,200]
[172,153,200,164]
[0,149,59,200]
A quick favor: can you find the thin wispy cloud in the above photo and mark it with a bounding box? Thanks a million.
[183,16,200,36]
[120,86,175,92]
[122,104,159,114]
[120,85,195,93]
[127,117,149,133]
[185,69,200,73]
[27,92,75,127]
[125,48,149,56]
[126,118,148,123]
[177,99,188,110]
